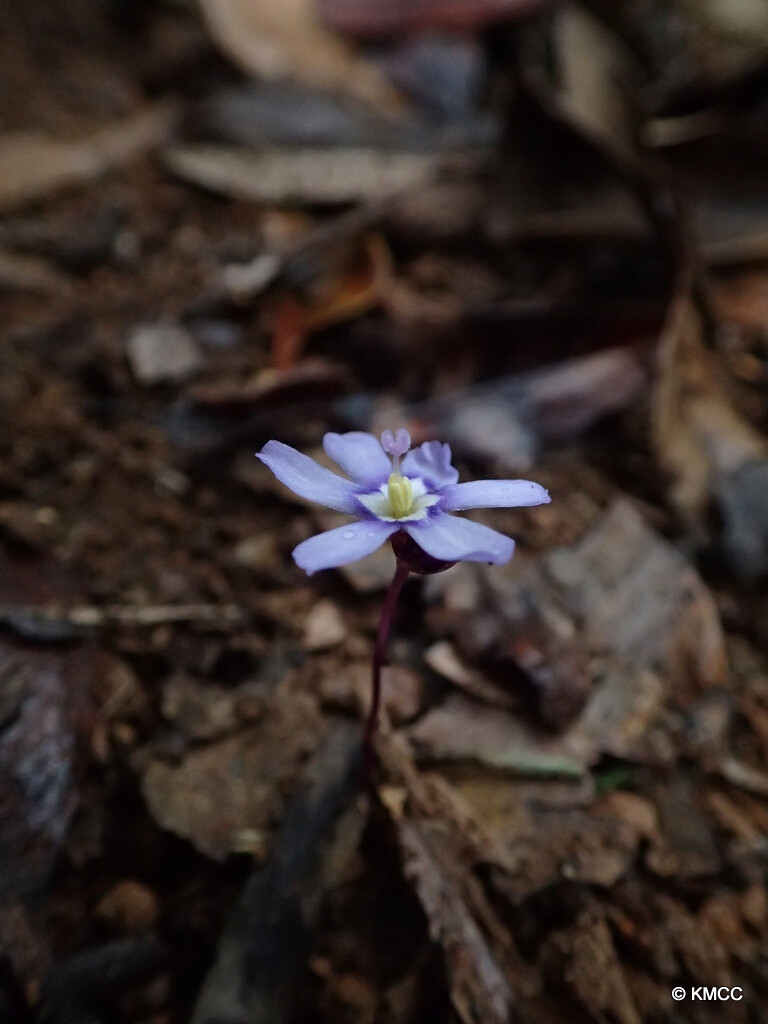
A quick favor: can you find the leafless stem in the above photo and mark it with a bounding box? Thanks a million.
[362,561,409,777]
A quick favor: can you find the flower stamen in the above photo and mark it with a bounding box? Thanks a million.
[387,473,414,518]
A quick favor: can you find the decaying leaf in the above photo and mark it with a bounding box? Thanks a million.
[198,81,495,152]
[646,771,720,878]
[409,347,651,471]
[407,695,587,777]
[553,4,636,146]
[269,233,390,370]
[161,674,244,743]
[544,497,728,690]
[653,295,767,515]
[541,907,641,1024]
[199,0,399,109]
[652,294,768,576]
[139,683,322,860]
[164,145,444,206]
[0,105,176,212]
[377,732,521,1024]
[408,656,665,776]
[397,822,516,1024]
[191,724,363,1024]
[0,644,90,903]
[465,777,652,901]
[697,195,768,267]
[0,246,70,295]
[424,640,516,710]
[678,0,768,79]
[190,360,352,411]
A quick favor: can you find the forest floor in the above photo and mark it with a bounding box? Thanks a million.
[3,2,768,1023]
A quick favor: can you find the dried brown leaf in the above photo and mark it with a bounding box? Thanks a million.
[0,105,176,212]
[199,0,399,109]
[652,295,768,520]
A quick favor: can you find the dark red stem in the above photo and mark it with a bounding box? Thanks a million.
[362,560,410,774]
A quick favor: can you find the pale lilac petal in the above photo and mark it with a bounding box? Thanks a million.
[323,431,391,486]
[293,519,397,574]
[401,441,458,489]
[257,440,360,514]
[405,512,514,565]
[440,479,550,511]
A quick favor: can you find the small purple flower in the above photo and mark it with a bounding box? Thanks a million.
[257,429,550,575]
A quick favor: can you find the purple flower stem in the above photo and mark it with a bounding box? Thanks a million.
[362,559,410,778]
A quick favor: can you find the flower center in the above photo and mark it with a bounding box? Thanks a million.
[387,472,414,518]
[358,428,439,522]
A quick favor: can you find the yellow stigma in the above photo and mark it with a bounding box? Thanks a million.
[387,472,413,519]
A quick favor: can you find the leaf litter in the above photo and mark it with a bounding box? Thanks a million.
[5,0,768,1022]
